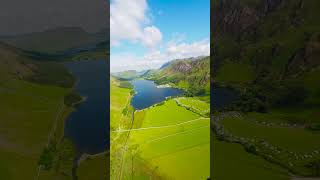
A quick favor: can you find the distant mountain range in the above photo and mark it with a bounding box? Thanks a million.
[0,27,107,54]
[112,70,147,80]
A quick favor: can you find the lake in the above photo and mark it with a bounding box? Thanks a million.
[64,60,109,155]
[131,79,183,110]
[211,87,239,109]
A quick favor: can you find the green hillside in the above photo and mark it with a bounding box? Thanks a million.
[145,56,210,98]
[0,42,74,87]
[213,0,320,178]
[0,42,76,180]
[112,70,142,80]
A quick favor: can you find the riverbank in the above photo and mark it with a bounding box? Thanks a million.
[63,60,109,179]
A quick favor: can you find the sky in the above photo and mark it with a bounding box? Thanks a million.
[110,0,210,72]
[0,0,108,36]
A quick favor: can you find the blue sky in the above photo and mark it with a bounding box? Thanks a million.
[110,0,210,72]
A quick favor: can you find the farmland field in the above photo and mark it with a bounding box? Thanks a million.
[110,77,134,179]
[212,137,289,180]
[221,116,320,152]
[110,78,210,179]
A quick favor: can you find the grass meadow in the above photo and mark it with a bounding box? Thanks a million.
[110,76,210,179]
[212,137,289,180]
[77,152,109,180]
[0,79,70,180]
[221,116,320,152]
[128,99,210,180]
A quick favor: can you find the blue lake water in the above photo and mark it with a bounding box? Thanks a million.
[212,87,239,109]
[64,60,108,155]
[131,79,183,110]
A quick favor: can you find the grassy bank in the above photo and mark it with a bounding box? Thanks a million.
[0,79,72,180]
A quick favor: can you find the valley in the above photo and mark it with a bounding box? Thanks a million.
[110,56,210,179]
[0,42,75,180]
[0,27,108,180]
[212,0,320,179]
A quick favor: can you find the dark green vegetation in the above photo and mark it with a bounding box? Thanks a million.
[144,56,210,99]
[212,0,320,179]
[39,139,75,176]
[118,80,134,89]
[64,91,83,107]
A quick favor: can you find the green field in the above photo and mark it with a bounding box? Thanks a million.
[127,99,210,179]
[77,153,109,180]
[175,97,210,116]
[215,111,320,177]
[110,77,134,179]
[221,116,320,152]
[0,79,71,180]
[212,137,289,180]
[110,77,210,179]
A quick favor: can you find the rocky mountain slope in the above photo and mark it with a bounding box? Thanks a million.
[145,56,210,97]
[212,0,320,111]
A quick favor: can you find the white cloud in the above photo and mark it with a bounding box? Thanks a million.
[110,52,165,72]
[110,0,162,48]
[166,39,210,59]
[142,26,162,48]
[110,1,209,72]
[111,38,210,72]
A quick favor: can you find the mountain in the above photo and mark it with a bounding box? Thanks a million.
[0,42,34,81]
[0,41,74,87]
[112,70,148,80]
[212,1,320,178]
[1,27,107,54]
[144,56,210,97]
[112,70,140,80]
[213,0,320,111]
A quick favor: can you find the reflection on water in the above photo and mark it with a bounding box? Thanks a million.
[64,59,108,155]
[131,79,183,110]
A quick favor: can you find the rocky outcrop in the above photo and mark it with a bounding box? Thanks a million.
[172,61,192,73]
[213,0,285,37]
[285,33,320,76]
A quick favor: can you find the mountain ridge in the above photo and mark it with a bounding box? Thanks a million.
[0,27,107,54]
[0,41,74,87]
